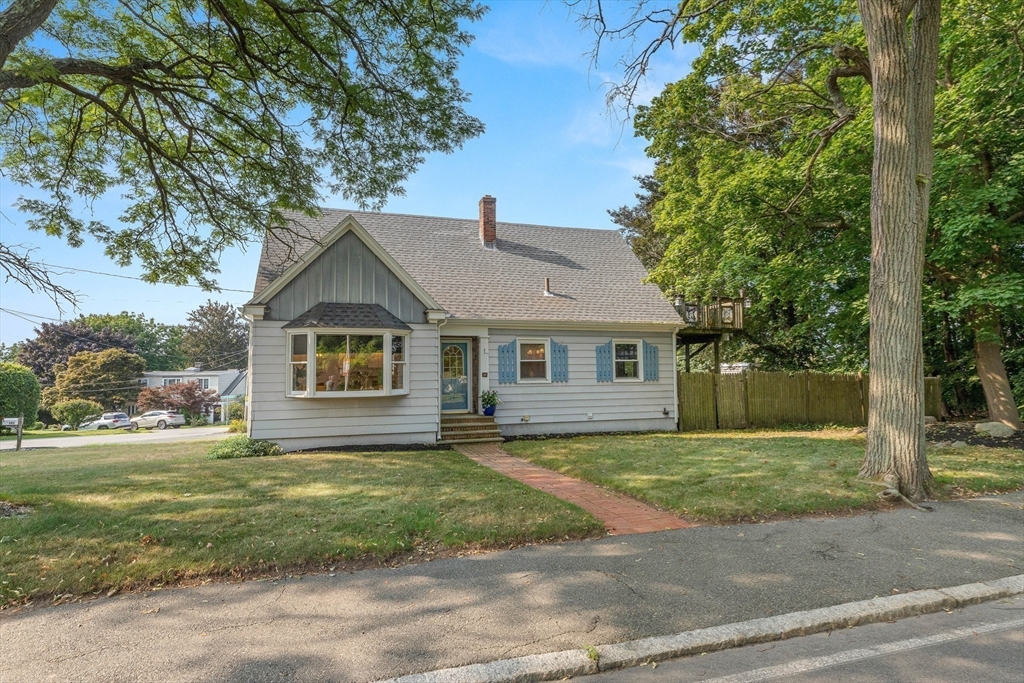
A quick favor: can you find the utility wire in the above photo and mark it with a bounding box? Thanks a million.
[29,261,255,294]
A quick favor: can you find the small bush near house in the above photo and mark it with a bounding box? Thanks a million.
[227,419,247,433]
[33,422,44,430]
[195,415,209,426]
[227,401,245,421]
[208,435,282,459]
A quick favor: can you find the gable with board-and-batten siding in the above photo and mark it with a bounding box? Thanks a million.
[263,230,428,323]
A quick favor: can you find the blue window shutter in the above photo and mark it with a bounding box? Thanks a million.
[595,340,613,382]
[498,339,517,384]
[643,340,659,381]
[551,340,568,383]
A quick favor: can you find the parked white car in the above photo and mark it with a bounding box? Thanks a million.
[130,410,186,430]
[78,413,132,430]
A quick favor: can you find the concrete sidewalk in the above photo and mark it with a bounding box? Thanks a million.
[1,493,1021,682]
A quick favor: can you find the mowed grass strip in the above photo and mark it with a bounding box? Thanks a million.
[0,441,602,605]
[0,425,224,441]
[504,430,1024,523]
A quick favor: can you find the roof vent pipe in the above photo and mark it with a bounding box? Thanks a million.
[479,195,496,248]
[543,277,554,297]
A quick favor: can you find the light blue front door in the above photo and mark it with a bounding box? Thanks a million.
[441,342,469,411]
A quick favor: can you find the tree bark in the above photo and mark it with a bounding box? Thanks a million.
[858,0,940,500]
[0,0,58,68]
[974,319,1023,429]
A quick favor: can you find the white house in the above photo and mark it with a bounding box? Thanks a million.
[138,368,247,422]
[242,197,685,451]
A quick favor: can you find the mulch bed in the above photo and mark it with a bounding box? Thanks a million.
[927,421,1023,450]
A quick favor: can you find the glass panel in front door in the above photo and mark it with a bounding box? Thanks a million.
[441,342,469,411]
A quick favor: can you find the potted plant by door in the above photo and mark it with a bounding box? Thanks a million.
[481,390,500,416]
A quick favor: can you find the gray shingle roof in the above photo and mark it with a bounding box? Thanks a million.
[254,208,682,325]
[282,303,412,331]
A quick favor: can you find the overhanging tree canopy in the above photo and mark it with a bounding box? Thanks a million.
[0,0,485,298]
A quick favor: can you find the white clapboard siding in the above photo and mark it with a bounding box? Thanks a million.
[250,321,439,448]
[488,328,676,435]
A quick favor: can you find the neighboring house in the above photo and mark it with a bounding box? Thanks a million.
[136,368,248,422]
[243,196,685,451]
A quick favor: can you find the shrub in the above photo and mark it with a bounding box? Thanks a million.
[0,362,41,426]
[33,421,44,430]
[47,424,61,431]
[227,401,245,421]
[227,419,247,433]
[208,436,282,460]
[51,399,104,430]
[195,415,209,427]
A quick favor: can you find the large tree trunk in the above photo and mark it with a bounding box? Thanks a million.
[858,0,940,500]
[974,319,1023,429]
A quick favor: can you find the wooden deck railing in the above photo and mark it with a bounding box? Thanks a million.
[673,297,745,331]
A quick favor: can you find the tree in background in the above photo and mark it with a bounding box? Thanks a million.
[18,321,136,384]
[45,348,147,409]
[165,382,220,426]
[0,342,22,363]
[0,0,485,304]
[50,399,103,430]
[0,362,41,425]
[180,301,249,371]
[77,312,186,372]
[135,386,167,413]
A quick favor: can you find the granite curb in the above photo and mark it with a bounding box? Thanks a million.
[376,574,1023,683]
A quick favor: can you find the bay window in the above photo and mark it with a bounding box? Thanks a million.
[287,329,408,397]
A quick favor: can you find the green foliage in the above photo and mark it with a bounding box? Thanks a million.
[1,0,485,289]
[77,312,186,371]
[480,390,500,408]
[0,342,22,363]
[51,399,104,430]
[17,321,137,384]
[620,0,1022,410]
[46,348,147,409]
[227,419,247,434]
[0,362,41,424]
[208,436,283,460]
[226,401,245,421]
[33,421,44,430]
[180,300,249,370]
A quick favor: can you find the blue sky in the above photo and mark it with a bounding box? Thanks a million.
[0,1,695,345]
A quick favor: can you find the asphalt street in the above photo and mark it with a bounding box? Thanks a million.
[1,492,1020,682]
[593,594,1024,682]
[0,426,230,450]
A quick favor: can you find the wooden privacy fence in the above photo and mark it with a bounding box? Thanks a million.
[678,371,943,431]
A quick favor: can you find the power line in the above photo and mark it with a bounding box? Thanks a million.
[30,261,255,294]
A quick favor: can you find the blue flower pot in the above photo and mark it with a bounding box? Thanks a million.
[483,405,496,416]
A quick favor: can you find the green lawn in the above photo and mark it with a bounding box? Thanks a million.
[1,425,226,441]
[504,430,1024,523]
[0,441,602,606]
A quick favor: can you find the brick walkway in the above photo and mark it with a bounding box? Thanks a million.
[455,443,694,536]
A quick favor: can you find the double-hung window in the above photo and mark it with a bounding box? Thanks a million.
[518,339,550,382]
[614,341,642,381]
[162,378,181,386]
[287,330,409,397]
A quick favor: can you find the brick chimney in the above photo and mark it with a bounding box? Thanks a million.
[479,195,496,247]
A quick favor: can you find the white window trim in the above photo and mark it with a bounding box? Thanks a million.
[162,378,182,386]
[612,339,644,382]
[517,338,551,384]
[286,328,410,398]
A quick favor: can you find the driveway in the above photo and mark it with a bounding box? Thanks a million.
[1,493,1020,682]
[0,426,231,450]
